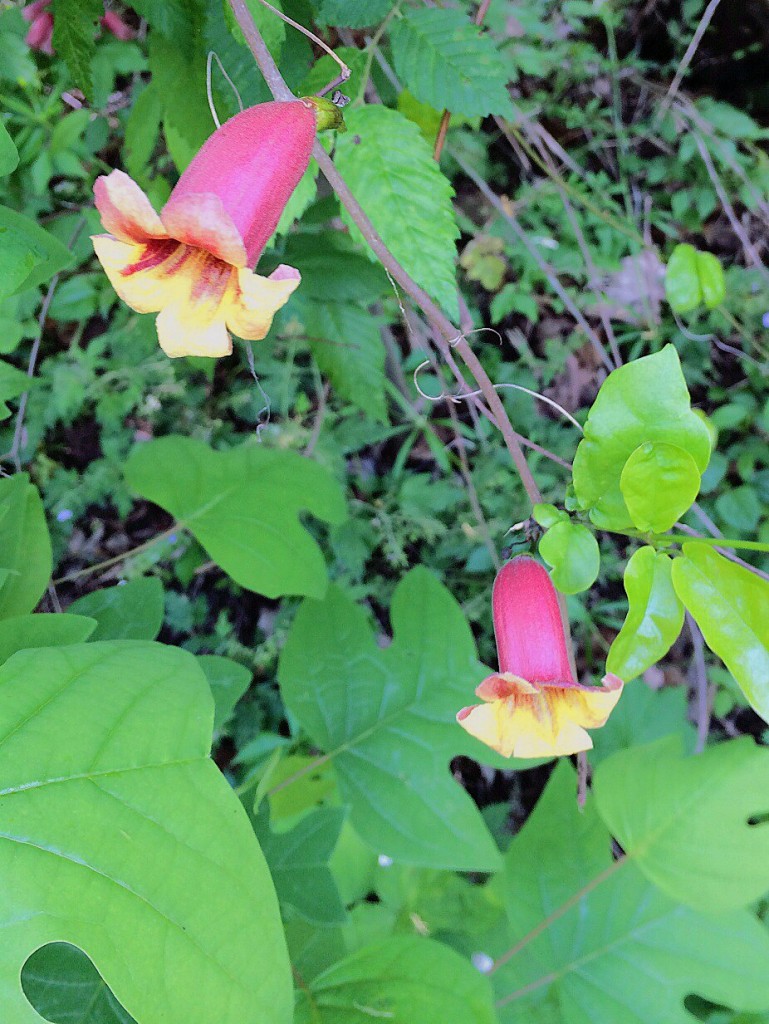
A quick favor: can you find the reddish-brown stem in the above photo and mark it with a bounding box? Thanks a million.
[433,0,493,161]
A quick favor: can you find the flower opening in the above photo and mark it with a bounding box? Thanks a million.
[91,100,317,358]
[457,557,623,758]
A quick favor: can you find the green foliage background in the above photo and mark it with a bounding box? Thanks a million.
[2,0,769,1022]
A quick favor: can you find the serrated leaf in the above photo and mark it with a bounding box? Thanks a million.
[335,106,460,320]
[197,654,251,733]
[148,30,215,173]
[51,0,102,102]
[124,437,346,599]
[127,0,196,52]
[607,547,684,681]
[295,936,497,1023]
[315,0,395,28]
[392,8,514,118]
[0,206,72,299]
[0,613,95,665]
[256,807,347,925]
[0,641,292,1024]
[671,542,769,721]
[295,297,387,422]
[67,578,164,641]
[538,520,599,594]
[0,120,18,176]
[124,83,163,186]
[22,942,135,1024]
[489,762,769,1024]
[279,567,502,871]
[620,440,701,532]
[0,474,52,620]
[594,736,769,912]
[572,345,711,530]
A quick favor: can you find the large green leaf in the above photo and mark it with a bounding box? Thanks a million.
[0,613,95,665]
[572,346,711,530]
[256,807,347,926]
[594,736,769,911]
[391,8,514,119]
[51,0,103,101]
[295,936,497,1023]
[0,206,72,299]
[489,763,769,1024]
[0,474,52,620]
[0,641,291,1024]
[22,942,135,1024]
[124,437,346,599]
[671,542,769,721]
[67,578,164,641]
[607,547,684,681]
[279,568,502,871]
[335,106,460,320]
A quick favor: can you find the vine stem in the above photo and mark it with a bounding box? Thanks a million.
[225,0,543,507]
[648,534,769,553]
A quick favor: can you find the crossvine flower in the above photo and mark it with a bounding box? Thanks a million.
[457,556,623,758]
[92,100,318,358]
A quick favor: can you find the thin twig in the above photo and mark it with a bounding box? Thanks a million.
[687,611,711,753]
[656,0,722,124]
[255,0,350,83]
[7,219,86,470]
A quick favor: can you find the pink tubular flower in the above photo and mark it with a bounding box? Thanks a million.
[23,1,135,53]
[91,101,318,358]
[457,557,623,758]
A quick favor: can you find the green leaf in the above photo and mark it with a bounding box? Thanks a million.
[0,360,34,420]
[671,542,769,721]
[590,680,696,764]
[335,106,460,320]
[124,83,164,186]
[0,641,292,1024]
[0,206,72,299]
[0,613,95,665]
[124,437,346,600]
[0,120,18,176]
[197,654,251,733]
[572,345,711,530]
[67,578,164,641]
[538,520,599,595]
[126,0,196,51]
[22,942,135,1024]
[295,936,497,1023]
[607,547,684,681]
[279,568,502,871]
[148,30,215,173]
[296,298,387,422]
[594,736,769,911]
[490,762,769,1024]
[314,0,395,28]
[391,8,514,119]
[620,441,701,532]
[51,0,103,102]
[281,233,390,305]
[665,243,726,314]
[257,807,348,925]
[0,474,52,620]
[697,250,726,308]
